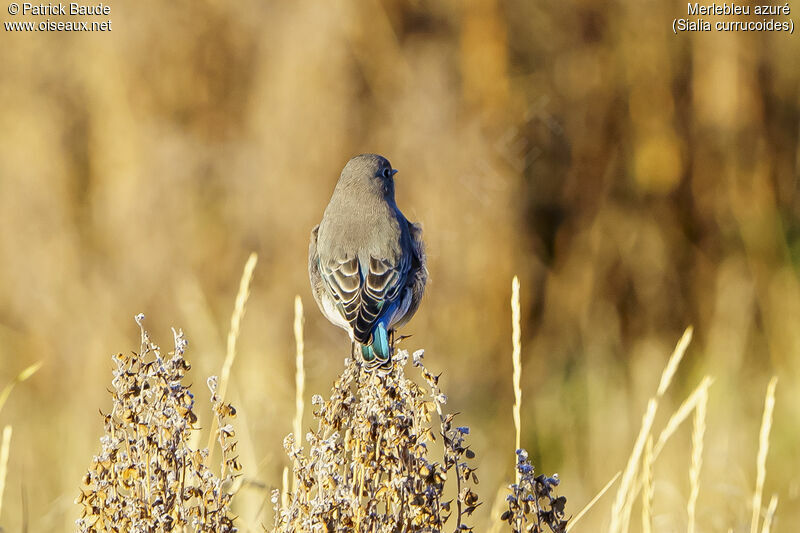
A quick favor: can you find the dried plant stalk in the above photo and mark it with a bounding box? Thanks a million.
[565,471,619,532]
[511,275,522,474]
[487,485,510,533]
[0,425,12,522]
[687,387,708,533]
[641,437,654,533]
[291,295,305,495]
[272,349,481,532]
[499,449,568,533]
[653,376,714,459]
[76,316,240,532]
[608,327,693,533]
[498,275,568,533]
[207,252,257,460]
[760,494,778,533]
[0,361,42,415]
[619,375,714,514]
[750,377,778,533]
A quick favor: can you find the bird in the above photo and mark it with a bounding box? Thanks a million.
[309,154,427,370]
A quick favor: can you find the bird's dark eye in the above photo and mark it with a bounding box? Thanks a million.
[382,167,392,178]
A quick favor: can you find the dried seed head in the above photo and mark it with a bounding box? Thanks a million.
[501,447,568,532]
[77,318,240,533]
[272,350,481,533]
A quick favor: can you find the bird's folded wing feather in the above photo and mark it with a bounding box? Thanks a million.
[320,252,409,344]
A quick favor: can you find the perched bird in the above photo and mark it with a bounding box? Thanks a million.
[309,154,427,369]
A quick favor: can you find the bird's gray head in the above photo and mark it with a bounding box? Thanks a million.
[336,154,398,200]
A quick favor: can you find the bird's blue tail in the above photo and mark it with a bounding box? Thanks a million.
[360,322,390,367]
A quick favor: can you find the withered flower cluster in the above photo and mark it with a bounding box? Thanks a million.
[500,449,567,533]
[272,349,481,532]
[76,315,240,532]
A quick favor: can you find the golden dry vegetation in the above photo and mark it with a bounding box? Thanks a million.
[1,0,799,531]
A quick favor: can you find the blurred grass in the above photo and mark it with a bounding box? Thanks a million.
[1,0,799,531]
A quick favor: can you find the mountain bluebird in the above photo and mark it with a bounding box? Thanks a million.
[309,154,427,369]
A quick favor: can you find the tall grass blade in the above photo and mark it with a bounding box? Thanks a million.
[653,376,714,458]
[0,425,11,521]
[688,386,708,533]
[566,471,620,532]
[207,252,258,462]
[487,485,509,533]
[642,437,654,533]
[281,465,289,511]
[750,376,778,533]
[511,276,522,483]
[292,295,305,492]
[0,362,43,415]
[760,494,778,533]
[658,327,693,396]
[608,326,693,533]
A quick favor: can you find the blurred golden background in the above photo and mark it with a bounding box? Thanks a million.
[1,0,799,531]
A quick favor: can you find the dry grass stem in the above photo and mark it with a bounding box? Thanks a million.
[500,277,564,532]
[641,437,654,533]
[511,276,522,483]
[608,326,693,533]
[750,376,778,533]
[220,252,258,406]
[0,361,43,415]
[653,376,714,458]
[291,295,305,494]
[687,386,708,533]
[207,252,258,462]
[658,327,693,396]
[760,494,778,533]
[487,485,510,533]
[604,375,715,531]
[620,472,639,533]
[609,397,655,533]
[565,471,620,532]
[0,362,38,523]
[0,425,12,522]
[280,466,289,511]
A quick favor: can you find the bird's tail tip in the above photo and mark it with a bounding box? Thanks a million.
[360,324,392,371]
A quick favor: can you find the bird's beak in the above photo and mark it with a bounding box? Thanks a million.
[390,169,399,177]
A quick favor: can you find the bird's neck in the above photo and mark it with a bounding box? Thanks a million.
[333,179,396,209]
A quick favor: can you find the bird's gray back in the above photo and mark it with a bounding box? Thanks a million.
[317,189,409,268]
